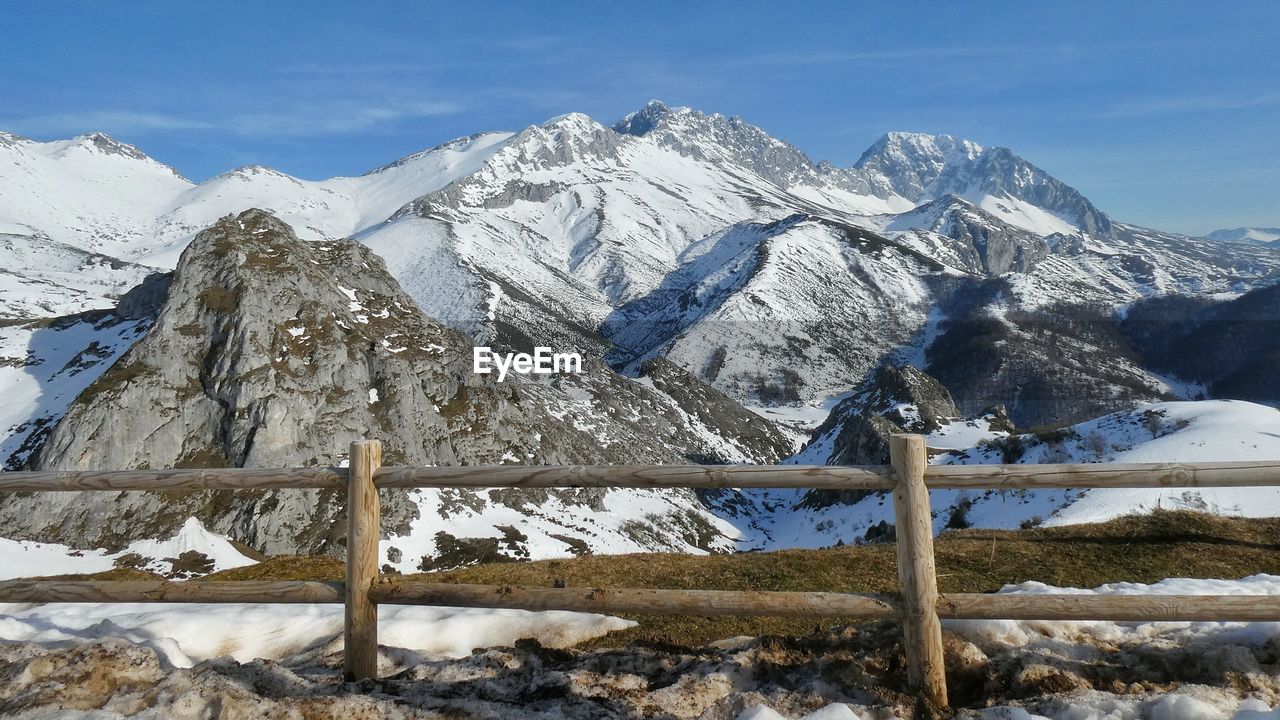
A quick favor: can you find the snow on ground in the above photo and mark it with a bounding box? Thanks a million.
[953,574,1280,652]
[6,573,1280,717]
[737,705,870,719]
[746,400,1280,549]
[380,485,742,573]
[945,574,1280,720]
[938,400,1280,529]
[0,601,633,668]
[0,312,147,469]
[0,517,256,581]
[748,387,856,440]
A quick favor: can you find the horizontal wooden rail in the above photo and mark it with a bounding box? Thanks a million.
[0,467,347,492]
[0,579,343,603]
[368,582,899,618]
[5,580,1279,625]
[7,459,1279,493]
[938,593,1280,621]
[373,464,895,489]
[926,460,1280,489]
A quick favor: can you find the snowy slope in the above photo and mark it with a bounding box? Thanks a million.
[0,517,255,580]
[0,233,156,318]
[1207,227,1280,245]
[606,215,936,404]
[144,131,515,267]
[729,400,1280,550]
[0,132,191,253]
[0,311,149,469]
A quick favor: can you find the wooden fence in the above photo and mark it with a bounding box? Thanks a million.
[2,435,1280,712]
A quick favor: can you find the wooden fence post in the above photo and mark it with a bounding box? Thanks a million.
[890,433,948,711]
[344,439,382,681]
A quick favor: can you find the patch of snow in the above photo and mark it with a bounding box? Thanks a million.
[0,602,634,668]
[0,517,254,581]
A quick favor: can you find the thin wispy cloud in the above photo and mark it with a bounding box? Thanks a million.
[226,99,466,137]
[1,110,212,136]
[722,44,1083,68]
[3,100,466,139]
[1101,91,1280,118]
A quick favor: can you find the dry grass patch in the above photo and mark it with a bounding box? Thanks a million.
[29,511,1280,650]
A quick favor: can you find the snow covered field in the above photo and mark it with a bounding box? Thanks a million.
[0,601,633,668]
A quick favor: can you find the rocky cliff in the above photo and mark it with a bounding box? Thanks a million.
[2,210,792,560]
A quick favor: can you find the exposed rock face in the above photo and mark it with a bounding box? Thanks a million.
[855,132,1114,237]
[898,195,1052,275]
[791,364,967,511]
[635,358,796,462]
[3,210,792,556]
[810,364,960,467]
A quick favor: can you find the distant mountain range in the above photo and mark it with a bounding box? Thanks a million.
[1207,227,1280,248]
[1,101,1278,567]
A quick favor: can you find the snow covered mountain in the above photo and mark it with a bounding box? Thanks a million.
[1208,227,1280,248]
[855,131,1113,237]
[3,101,1280,564]
[3,105,1277,414]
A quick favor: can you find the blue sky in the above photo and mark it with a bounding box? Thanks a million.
[2,2,1275,235]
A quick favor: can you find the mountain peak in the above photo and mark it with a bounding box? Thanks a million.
[856,131,1112,237]
[0,130,30,148]
[857,131,985,168]
[613,99,692,136]
[68,132,153,162]
[1206,227,1280,245]
[541,111,602,132]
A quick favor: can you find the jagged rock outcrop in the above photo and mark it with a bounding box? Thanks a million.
[890,195,1052,275]
[806,364,960,468]
[2,210,792,557]
[787,365,1016,517]
[855,132,1113,237]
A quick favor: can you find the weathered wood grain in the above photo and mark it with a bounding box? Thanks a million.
[891,434,948,710]
[369,581,899,618]
[926,460,1280,488]
[5,460,1278,493]
[0,580,343,603]
[0,467,346,492]
[344,440,382,682]
[372,464,896,489]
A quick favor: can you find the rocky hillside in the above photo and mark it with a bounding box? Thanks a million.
[1,210,792,563]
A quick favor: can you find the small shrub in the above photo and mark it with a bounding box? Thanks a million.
[979,435,1027,464]
[198,286,238,314]
[862,520,895,544]
[167,550,215,578]
[946,498,974,529]
[113,552,147,570]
